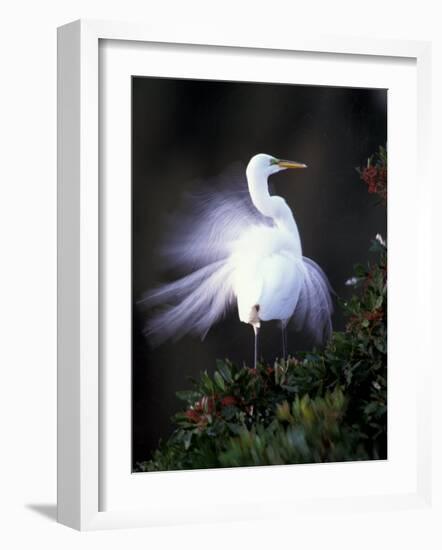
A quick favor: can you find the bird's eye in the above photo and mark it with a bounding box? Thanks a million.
[269,158,279,165]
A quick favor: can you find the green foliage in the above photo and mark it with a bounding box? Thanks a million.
[219,389,368,467]
[136,240,387,472]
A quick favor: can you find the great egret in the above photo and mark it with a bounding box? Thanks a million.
[143,153,333,368]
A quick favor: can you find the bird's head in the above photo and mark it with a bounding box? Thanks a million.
[246,153,307,179]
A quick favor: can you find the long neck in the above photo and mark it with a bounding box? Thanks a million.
[246,169,299,237]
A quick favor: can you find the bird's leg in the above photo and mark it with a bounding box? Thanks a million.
[281,321,287,362]
[248,304,261,370]
[253,325,260,370]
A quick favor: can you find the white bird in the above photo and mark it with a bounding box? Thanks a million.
[143,153,333,368]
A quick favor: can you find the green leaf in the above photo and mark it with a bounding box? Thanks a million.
[221,405,239,421]
[175,390,199,403]
[214,371,225,391]
[216,360,234,384]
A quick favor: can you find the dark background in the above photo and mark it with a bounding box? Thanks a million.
[132,76,387,469]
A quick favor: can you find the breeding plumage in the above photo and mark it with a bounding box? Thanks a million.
[142,153,333,367]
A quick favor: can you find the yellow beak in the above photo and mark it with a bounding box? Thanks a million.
[277,159,307,169]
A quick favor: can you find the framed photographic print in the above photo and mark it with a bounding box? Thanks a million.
[57,19,432,530]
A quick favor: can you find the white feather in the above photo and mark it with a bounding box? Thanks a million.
[158,163,273,272]
[290,257,334,344]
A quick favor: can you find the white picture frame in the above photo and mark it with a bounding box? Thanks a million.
[57,19,432,531]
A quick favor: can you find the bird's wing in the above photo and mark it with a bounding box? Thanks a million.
[141,260,235,345]
[158,162,273,272]
[290,256,334,345]
[249,252,303,323]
